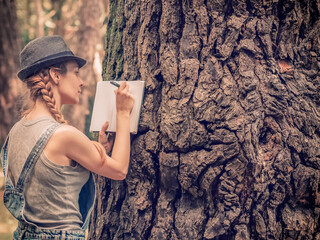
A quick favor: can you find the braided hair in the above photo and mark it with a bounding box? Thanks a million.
[23,63,67,124]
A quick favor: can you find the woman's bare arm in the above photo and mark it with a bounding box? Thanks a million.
[44,82,134,180]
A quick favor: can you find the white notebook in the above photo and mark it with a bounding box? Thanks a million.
[89,81,145,134]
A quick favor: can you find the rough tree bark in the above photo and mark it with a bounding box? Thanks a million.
[89,0,320,239]
[0,0,23,147]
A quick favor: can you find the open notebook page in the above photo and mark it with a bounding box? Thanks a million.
[89,81,145,134]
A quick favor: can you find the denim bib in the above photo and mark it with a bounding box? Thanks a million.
[1,123,96,239]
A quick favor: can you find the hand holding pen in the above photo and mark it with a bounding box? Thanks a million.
[113,81,134,114]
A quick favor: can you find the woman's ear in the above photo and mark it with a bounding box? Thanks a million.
[49,68,61,85]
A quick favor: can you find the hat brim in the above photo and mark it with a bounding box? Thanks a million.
[18,55,86,81]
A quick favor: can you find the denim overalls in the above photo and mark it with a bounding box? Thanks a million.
[1,123,96,240]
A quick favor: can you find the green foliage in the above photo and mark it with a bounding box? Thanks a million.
[102,0,125,81]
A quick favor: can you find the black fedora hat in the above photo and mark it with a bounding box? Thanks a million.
[18,35,86,81]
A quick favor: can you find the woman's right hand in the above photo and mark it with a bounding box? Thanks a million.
[115,82,134,114]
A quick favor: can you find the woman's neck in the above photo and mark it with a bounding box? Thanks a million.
[25,99,56,120]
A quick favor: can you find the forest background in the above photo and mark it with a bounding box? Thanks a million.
[0,0,108,239]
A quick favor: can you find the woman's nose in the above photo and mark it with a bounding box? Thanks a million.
[80,78,84,87]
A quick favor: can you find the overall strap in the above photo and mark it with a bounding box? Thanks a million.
[1,136,9,178]
[15,123,60,193]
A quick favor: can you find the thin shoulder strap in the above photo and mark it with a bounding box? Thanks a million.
[1,136,9,177]
[15,123,60,193]
[1,123,18,183]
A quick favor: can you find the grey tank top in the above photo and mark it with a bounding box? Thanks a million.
[7,117,90,230]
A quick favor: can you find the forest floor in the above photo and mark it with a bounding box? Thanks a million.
[0,173,17,240]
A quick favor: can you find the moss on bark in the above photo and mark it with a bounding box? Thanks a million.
[102,0,125,81]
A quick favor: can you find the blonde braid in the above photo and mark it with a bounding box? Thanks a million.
[25,68,67,124]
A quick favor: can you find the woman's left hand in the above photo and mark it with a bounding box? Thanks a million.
[98,121,115,154]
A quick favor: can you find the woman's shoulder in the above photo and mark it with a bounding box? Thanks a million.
[44,124,94,167]
[46,124,92,155]
[55,124,80,133]
[54,124,86,141]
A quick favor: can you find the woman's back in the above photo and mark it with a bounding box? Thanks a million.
[7,117,90,230]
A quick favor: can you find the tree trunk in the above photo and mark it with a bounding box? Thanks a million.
[35,0,44,37]
[62,0,104,131]
[0,0,23,147]
[89,0,320,239]
[51,0,66,37]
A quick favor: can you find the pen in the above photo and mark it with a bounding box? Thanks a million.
[110,81,120,87]
[105,131,110,139]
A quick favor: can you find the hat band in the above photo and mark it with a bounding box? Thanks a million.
[32,51,74,65]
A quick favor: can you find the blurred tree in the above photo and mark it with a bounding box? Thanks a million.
[88,0,320,239]
[51,0,65,36]
[0,0,24,147]
[62,0,105,131]
[35,0,44,37]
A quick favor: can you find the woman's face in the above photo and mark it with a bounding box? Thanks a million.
[57,61,84,105]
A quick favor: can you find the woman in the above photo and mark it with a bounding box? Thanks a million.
[1,35,134,239]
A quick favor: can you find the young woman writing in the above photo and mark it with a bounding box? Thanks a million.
[1,35,134,239]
